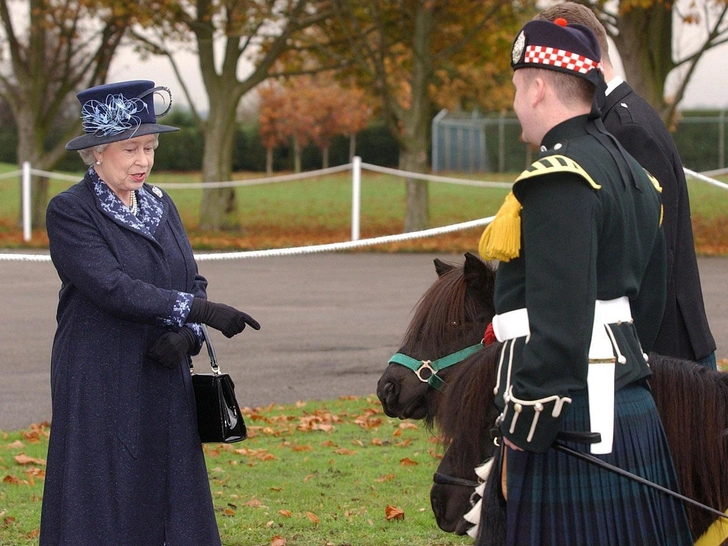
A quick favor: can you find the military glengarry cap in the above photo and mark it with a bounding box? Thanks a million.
[511,18,602,82]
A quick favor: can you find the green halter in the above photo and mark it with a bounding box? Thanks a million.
[388,342,485,392]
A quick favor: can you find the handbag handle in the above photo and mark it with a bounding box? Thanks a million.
[190,324,221,375]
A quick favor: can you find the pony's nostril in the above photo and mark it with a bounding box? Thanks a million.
[379,381,396,399]
[430,496,441,518]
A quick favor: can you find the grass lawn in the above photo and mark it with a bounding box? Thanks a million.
[0,396,471,546]
[1,162,727,255]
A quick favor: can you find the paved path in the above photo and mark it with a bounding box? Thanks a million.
[1,253,725,431]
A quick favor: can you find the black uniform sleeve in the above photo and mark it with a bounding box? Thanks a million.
[499,174,600,452]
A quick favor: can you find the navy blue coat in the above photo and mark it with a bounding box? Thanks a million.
[40,171,221,545]
[602,82,715,361]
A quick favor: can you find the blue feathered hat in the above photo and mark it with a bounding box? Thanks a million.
[66,80,179,151]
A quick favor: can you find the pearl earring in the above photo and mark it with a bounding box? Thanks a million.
[96,160,101,165]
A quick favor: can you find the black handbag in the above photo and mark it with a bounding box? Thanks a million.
[190,325,247,443]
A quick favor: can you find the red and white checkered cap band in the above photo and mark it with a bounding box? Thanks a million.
[524,45,601,74]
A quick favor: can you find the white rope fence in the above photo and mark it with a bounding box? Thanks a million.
[0,160,725,263]
[684,168,728,190]
[153,163,353,189]
[0,216,494,262]
[5,157,514,244]
[360,162,514,189]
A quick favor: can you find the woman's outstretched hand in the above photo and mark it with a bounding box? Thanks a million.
[188,298,261,338]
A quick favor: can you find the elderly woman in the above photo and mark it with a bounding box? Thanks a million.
[40,80,259,545]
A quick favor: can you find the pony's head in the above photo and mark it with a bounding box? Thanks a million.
[376,253,496,422]
[429,342,502,534]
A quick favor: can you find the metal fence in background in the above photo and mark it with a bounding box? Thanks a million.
[432,109,728,174]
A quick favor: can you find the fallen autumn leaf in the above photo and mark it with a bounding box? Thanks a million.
[385,505,405,521]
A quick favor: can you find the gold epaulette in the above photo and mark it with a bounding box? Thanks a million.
[479,155,599,263]
[516,155,601,189]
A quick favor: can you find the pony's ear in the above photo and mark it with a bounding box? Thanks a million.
[464,252,496,306]
[434,258,455,277]
[463,252,487,281]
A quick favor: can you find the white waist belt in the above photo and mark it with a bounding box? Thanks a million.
[492,296,632,455]
[492,297,632,343]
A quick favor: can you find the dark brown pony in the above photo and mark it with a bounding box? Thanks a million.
[648,356,728,541]
[376,253,496,424]
[436,351,728,543]
[430,342,502,534]
[388,254,728,542]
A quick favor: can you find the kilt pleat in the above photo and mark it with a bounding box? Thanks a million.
[504,383,693,546]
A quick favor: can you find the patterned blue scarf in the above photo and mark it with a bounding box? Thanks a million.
[89,166,199,333]
[89,166,163,237]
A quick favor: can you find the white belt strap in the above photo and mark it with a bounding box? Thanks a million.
[588,298,631,454]
[492,297,631,343]
[492,296,632,455]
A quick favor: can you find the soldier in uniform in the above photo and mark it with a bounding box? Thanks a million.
[478,18,693,545]
[537,2,716,369]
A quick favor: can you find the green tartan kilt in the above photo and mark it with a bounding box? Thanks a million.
[503,382,693,546]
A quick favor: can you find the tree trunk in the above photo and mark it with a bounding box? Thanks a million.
[293,137,302,173]
[400,147,429,232]
[31,176,50,229]
[15,111,47,229]
[1,0,124,233]
[349,133,356,161]
[266,147,273,176]
[199,94,240,231]
[322,146,329,169]
[400,4,433,233]
[612,1,675,122]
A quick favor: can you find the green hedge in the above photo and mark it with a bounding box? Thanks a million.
[3,107,725,174]
[0,111,400,173]
[671,110,728,172]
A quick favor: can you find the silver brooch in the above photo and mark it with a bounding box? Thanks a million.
[512,31,526,65]
[151,186,163,198]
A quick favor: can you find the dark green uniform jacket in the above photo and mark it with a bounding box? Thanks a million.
[493,114,666,453]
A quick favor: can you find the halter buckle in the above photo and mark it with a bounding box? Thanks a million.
[415,360,436,383]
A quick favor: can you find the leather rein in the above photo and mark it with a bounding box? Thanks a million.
[433,471,480,489]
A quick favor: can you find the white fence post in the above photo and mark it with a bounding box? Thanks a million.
[22,161,31,242]
[351,156,361,241]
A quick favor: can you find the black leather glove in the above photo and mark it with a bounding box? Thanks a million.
[147,327,197,368]
[187,298,261,338]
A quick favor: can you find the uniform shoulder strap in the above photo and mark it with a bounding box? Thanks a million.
[516,154,601,190]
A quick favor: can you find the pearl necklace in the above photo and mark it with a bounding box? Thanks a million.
[129,190,138,216]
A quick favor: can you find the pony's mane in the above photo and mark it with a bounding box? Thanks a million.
[437,342,503,473]
[649,354,728,539]
[400,266,484,359]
